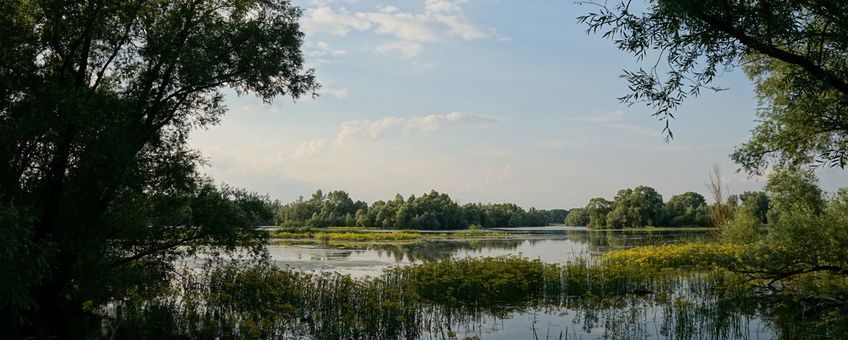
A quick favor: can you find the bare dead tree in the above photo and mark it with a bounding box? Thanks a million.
[707,164,729,227]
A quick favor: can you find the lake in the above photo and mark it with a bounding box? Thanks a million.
[266,227,712,277]
[254,227,844,339]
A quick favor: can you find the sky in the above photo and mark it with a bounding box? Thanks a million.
[189,0,845,209]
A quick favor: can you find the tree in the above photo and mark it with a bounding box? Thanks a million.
[607,186,664,228]
[734,177,848,291]
[736,191,769,225]
[0,0,317,335]
[764,167,825,224]
[585,197,612,228]
[706,165,730,227]
[664,192,710,227]
[579,0,848,173]
[540,209,569,225]
[564,208,589,226]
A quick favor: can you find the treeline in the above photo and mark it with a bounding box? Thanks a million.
[276,190,563,229]
[563,186,773,228]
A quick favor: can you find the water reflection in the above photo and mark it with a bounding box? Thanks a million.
[574,229,712,253]
[268,228,713,276]
[438,296,841,339]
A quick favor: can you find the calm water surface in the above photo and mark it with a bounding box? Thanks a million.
[267,227,711,277]
[255,228,840,339]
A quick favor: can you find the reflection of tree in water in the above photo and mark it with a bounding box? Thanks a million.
[432,284,845,339]
[129,259,847,339]
[366,239,524,263]
[564,229,712,253]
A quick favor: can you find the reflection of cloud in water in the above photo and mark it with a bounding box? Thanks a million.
[267,230,713,277]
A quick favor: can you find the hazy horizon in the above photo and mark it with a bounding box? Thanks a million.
[189,0,845,209]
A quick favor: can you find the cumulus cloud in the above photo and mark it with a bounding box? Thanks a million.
[292,139,328,158]
[405,112,499,133]
[301,6,371,36]
[292,112,499,155]
[302,0,498,57]
[287,112,500,162]
[424,0,464,14]
[332,112,499,144]
[335,116,405,145]
[306,41,349,58]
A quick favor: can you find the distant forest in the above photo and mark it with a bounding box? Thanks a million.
[565,186,770,229]
[276,190,566,229]
[274,186,776,230]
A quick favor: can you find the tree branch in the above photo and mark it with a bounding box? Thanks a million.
[109,231,207,268]
[694,12,848,96]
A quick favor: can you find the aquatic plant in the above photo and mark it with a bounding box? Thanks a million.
[269,229,509,242]
[602,243,747,269]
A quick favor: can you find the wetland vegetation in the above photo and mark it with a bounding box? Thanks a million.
[2,0,848,338]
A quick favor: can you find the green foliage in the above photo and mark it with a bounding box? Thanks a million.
[540,209,569,224]
[663,192,710,227]
[579,0,848,172]
[602,243,747,270]
[721,210,761,244]
[115,256,679,338]
[764,167,825,223]
[0,0,317,334]
[111,253,848,339]
[607,186,664,228]
[276,189,553,229]
[580,186,713,228]
[732,191,770,225]
[585,197,612,228]
[270,228,510,242]
[564,207,589,226]
[276,190,367,227]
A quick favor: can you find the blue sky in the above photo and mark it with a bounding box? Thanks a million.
[189,0,844,209]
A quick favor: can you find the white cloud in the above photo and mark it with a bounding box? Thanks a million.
[306,41,348,57]
[302,1,498,57]
[322,84,350,98]
[335,116,405,144]
[405,112,499,133]
[360,11,442,42]
[297,112,500,150]
[376,40,423,58]
[292,139,328,158]
[433,13,491,40]
[301,6,371,36]
[424,0,465,14]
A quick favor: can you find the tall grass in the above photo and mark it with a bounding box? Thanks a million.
[108,254,848,339]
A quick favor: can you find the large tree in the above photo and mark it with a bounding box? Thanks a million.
[579,0,848,173]
[585,197,613,228]
[664,191,710,227]
[607,186,664,228]
[0,0,317,336]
